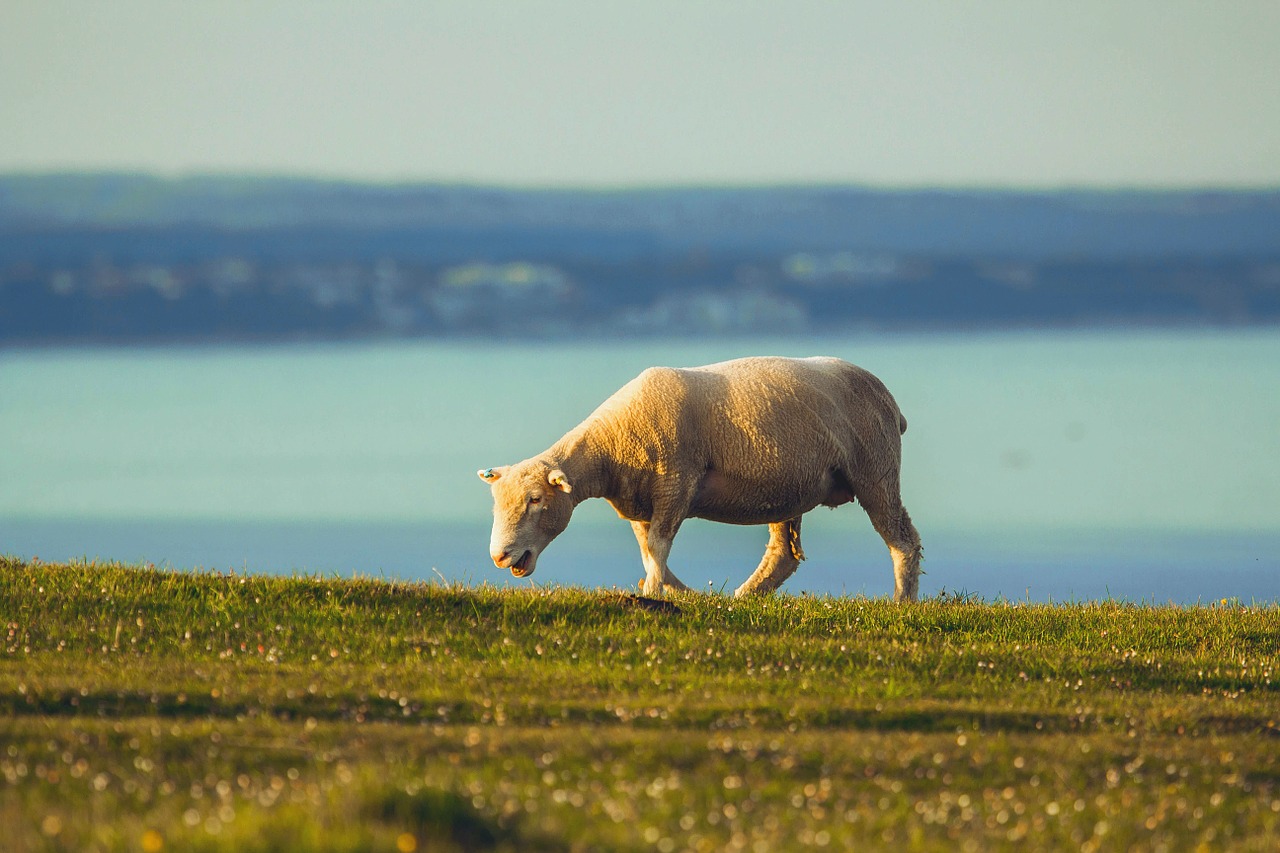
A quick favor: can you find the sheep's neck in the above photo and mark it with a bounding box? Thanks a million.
[543,427,613,506]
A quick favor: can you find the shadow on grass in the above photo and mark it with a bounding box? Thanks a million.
[5,689,1277,738]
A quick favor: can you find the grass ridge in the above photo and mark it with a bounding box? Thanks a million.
[2,557,1278,851]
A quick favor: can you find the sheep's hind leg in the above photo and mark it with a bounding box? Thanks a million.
[858,481,923,603]
[734,517,804,597]
[631,520,690,597]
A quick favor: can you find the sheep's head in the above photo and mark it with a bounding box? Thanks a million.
[477,461,574,579]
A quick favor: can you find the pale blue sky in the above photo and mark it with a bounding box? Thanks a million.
[2,1,1278,187]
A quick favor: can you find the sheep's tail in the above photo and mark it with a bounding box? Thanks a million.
[898,411,908,435]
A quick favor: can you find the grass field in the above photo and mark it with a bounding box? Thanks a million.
[2,555,1278,851]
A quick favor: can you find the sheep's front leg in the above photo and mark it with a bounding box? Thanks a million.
[631,520,690,596]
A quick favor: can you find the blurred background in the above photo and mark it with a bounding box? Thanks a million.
[2,1,1278,602]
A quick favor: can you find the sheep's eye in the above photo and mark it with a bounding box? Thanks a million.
[529,495,542,506]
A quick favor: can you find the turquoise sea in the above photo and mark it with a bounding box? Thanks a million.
[3,330,1278,603]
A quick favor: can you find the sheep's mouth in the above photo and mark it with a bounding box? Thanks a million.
[510,550,533,578]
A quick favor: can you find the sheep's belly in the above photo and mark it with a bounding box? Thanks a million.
[690,469,848,525]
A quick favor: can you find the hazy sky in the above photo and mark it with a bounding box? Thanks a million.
[3,1,1278,187]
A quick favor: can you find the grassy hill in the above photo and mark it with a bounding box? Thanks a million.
[2,557,1277,851]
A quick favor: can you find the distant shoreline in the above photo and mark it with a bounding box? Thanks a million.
[5,175,1280,344]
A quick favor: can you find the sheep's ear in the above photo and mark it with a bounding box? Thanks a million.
[547,469,573,494]
[478,466,507,483]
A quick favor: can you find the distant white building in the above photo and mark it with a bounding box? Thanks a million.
[431,262,573,327]
[206,258,257,298]
[782,251,902,286]
[276,264,365,309]
[620,289,806,334]
[371,260,418,332]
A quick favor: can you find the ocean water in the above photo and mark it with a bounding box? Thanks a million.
[3,330,1278,603]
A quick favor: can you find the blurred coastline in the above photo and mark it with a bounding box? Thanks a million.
[3,175,1279,346]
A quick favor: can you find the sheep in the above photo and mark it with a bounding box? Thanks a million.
[478,356,923,601]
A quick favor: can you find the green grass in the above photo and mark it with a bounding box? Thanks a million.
[2,555,1278,851]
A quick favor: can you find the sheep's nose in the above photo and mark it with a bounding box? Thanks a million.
[491,549,510,566]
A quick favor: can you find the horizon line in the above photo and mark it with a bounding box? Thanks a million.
[3,168,1280,195]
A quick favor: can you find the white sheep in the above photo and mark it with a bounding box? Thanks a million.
[478,356,923,601]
